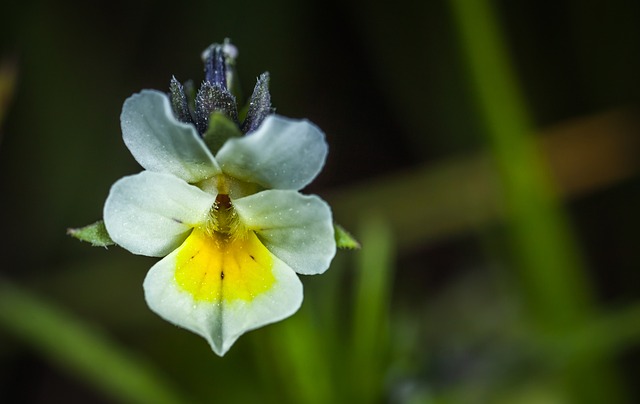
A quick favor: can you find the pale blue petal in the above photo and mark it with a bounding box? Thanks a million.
[216,115,328,190]
[104,171,216,257]
[233,190,336,275]
[121,90,221,183]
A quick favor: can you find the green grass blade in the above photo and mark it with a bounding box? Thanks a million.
[449,0,591,328]
[449,0,624,402]
[263,305,334,404]
[0,280,190,404]
[348,213,394,401]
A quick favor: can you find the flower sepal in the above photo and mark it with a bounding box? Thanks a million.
[67,220,115,247]
[241,73,273,134]
[202,111,243,154]
[334,223,361,250]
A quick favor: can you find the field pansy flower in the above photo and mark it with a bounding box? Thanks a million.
[74,41,339,356]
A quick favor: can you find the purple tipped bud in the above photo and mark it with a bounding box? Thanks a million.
[195,81,238,134]
[204,45,227,89]
[242,72,274,134]
[169,76,193,124]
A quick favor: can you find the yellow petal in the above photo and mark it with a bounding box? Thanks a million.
[174,228,276,302]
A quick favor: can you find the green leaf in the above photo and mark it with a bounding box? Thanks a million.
[67,220,115,247]
[202,111,243,153]
[334,223,360,250]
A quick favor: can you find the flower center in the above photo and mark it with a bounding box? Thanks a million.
[203,193,245,241]
[174,227,276,302]
[173,188,277,302]
[196,174,262,201]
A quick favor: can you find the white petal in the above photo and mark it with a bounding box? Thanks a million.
[143,229,303,356]
[216,115,328,190]
[233,190,336,275]
[104,171,216,257]
[121,90,221,183]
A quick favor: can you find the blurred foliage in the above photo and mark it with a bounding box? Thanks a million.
[0,280,190,404]
[1,0,640,403]
[0,57,17,133]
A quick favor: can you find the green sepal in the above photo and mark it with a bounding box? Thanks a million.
[67,220,115,247]
[241,72,273,134]
[203,111,243,153]
[334,223,361,250]
[194,82,238,134]
[169,76,192,124]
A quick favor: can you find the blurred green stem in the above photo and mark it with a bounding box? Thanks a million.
[449,0,623,402]
[266,305,334,404]
[0,280,189,404]
[450,0,590,329]
[348,213,394,402]
[558,303,640,365]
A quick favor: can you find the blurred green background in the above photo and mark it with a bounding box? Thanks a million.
[1,0,640,402]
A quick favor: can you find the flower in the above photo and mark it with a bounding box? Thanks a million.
[101,43,336,356]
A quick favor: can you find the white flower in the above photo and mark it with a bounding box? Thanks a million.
[103,90,336,356]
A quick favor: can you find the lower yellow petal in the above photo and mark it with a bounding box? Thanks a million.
[174,228,275,302]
